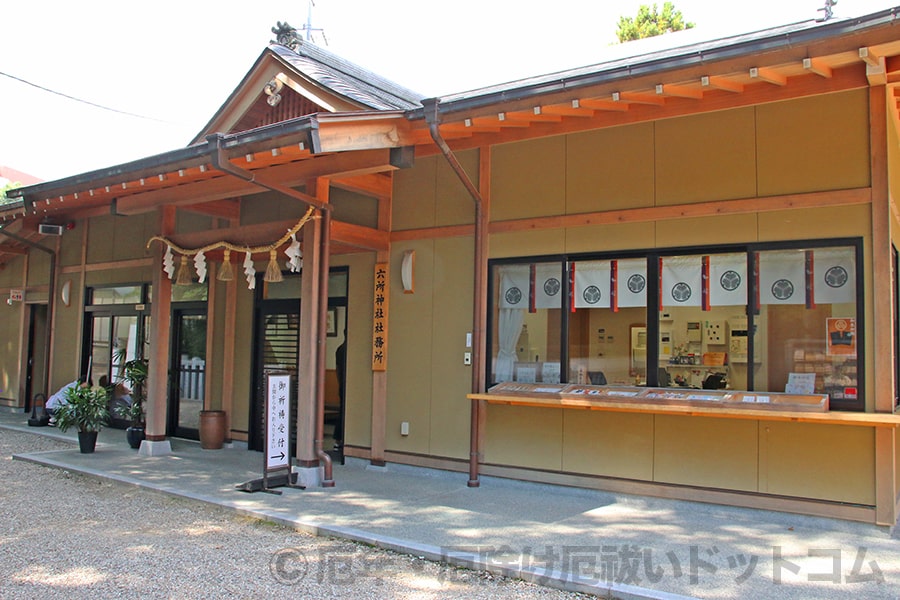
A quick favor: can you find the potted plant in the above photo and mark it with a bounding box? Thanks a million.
[55,383,110,453]
[115,359,148,449]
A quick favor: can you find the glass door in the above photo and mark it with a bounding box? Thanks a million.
[168,308,207,439]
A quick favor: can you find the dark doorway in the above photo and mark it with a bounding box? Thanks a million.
[24,304,48,412]
[248,269,348,458]
[250,298,300,452]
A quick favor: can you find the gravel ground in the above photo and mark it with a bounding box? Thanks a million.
[0,428,598,599]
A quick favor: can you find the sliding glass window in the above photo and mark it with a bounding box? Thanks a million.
[487,240,863,410]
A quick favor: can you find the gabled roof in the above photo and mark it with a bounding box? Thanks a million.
[193,40,422,144]
[8,6,900,243]
[269,43,422,111]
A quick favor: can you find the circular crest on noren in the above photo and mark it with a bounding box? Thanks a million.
[583,285,602,305]
[671,282,692,303]
[626,274,646,294]
[719,270,742,291]
[824,266,848,288]
[771,278,794,300]
[505,287,523,305]
[543,278,561,297]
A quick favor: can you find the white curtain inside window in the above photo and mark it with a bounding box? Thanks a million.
[661,255,703,307]
[495,308,525,382]
[758,250,806,305]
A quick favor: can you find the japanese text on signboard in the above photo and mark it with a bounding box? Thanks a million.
[372,263,389,371]
[266,373,291,471]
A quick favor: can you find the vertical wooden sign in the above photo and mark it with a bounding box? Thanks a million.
[266,372,291,472]
[372,262,389,371]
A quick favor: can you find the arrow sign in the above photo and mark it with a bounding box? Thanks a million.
[265,373,292,471]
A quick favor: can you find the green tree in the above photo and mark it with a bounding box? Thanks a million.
[0,180,21,205]
[616,2,695,43]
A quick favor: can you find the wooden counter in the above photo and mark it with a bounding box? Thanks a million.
[468,382,900,525]
[469,382,900,427]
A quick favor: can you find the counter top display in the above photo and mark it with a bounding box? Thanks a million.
[483,381,829,412]
[472,383,900,427]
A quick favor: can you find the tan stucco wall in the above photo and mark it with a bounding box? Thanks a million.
[382,235,474,460]
[387,90,880,505]
[393,150,479,231]
[334,252,376,449]
[0,255,25,401]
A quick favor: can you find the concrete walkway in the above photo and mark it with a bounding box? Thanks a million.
[2,410,898,600]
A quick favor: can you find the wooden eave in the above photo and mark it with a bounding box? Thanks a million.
[410,22,900,153]
[2,113,417,266]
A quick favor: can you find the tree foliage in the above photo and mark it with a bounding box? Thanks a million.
[616,2,695,43]
[0,180,21,205]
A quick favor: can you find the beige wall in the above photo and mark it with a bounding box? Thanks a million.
[383,235,474,460]
[387,90,880,500]
[484,405,876,505]
[334,252,376,448]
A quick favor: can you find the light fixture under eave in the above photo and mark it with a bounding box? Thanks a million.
[401,250,415,294]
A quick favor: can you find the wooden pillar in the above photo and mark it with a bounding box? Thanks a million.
[370,175,392,467]
[140,207,174,456]
[870,84,894,413]
[296,213,321,467]
[222,251,238,441]
[870,85,897,526]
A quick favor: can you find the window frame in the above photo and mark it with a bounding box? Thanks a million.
[486,237,865,411]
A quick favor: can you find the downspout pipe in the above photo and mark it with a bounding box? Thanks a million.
[207,134,329,211]
[422,97,485,488]
[315,207,335,486]
[207,133,334,485]
[0,224,56,410]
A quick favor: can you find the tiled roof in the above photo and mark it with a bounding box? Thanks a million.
[270,42,422,110]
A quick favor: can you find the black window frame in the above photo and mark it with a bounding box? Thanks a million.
[486,237,865,411]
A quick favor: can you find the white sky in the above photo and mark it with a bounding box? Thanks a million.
[1,0,895,181]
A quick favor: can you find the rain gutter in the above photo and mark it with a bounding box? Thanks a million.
[422,97,486,488]
[407,8,900,120]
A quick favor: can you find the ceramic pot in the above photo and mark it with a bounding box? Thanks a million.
[126,426,145,449]
[199,410,226,449]
[78,430,99,454]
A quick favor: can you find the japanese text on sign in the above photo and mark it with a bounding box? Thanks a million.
[372,262,389,371]
[266,373,292,471]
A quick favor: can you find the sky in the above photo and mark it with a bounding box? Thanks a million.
[1,0,895,182]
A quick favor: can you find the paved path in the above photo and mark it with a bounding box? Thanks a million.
[3,410,899,599]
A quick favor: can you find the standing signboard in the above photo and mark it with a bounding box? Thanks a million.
[237,371,303,493]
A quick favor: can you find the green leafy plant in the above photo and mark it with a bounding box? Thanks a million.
[115,359,148,427]
[55,385,110,433]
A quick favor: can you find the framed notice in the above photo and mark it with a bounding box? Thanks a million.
[265,372,292,472]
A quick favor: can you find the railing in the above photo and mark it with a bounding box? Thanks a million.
[179,355,205,401]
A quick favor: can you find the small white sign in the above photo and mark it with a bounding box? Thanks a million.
[785,373,816,395]
[266,373,292,471]
[9,289,23,302]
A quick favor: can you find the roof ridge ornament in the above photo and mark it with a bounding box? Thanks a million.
[816,0,837,22]
[271,21,302,51]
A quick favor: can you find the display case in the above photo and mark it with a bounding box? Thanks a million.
[486,381,829,412]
